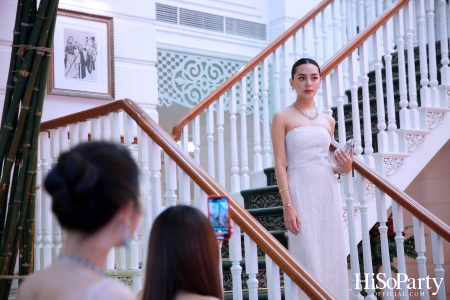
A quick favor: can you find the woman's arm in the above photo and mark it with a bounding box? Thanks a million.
[271,112,300,235]
[327,115,354,174]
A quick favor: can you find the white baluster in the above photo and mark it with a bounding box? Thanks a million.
[412,217,430,300]
[425,0,439,107]
[40,133,53,269]
[374,189,393,300]
[391,201,409,300]
[229,221,243,300]
[359,42,374,165]
[164,154,177,207]
[293,32,299,62]
[90,117,101,141]
[252,67,263,181]
[179,126,191,205]
[69,123,79,149]
[334,65,346,144]
[217,96,226,189]
[358,0,365,33]
[343,166,362,298]
[206,106,215,179]
[395,8,411,130]
[282,42,291,109]
[79,121,89,143]
[34,141,42,271]
[359,176,376,299]
[321,9,329,62]
[240,78,250,190]
[265,255,281,300]
[272,49,281,113]
[193,116,202,208]
[416,0,432,108]
[313,18,320,63]
[348,51,363,157]
[431,231,446,299]
[413,0,419,47]
[341,0,349,90]
[383,19,399,152]
[126,116,138,271]
[332,1,340,55]
[322,76,333,116]
[284,275,299,300]
[373,30,389,153]
[50,129,62,260]
[301,25,309,58]
[438,0,450,108]
[404,2,420,128]
[229,86,240,192]
[349,0,357,40]
[150,139,162,220]
[244,235,258,300]
[110,112,121,144]
[261,58,272,168]
[138,128,150,270]
[101,114,111,141]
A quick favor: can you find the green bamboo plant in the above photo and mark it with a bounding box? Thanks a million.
[0,0,59,298]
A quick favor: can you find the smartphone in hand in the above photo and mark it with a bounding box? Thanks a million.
[208,195,232,241]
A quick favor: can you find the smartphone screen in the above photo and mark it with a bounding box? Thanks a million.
[208,196,231,240]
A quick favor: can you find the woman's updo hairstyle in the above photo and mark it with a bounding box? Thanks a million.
[291,58,321,79]
[45,141,139,234]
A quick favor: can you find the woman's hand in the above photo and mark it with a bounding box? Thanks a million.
[284,206,301,235]
[333,147,354,174]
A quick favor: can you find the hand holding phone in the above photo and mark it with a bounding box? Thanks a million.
[208,195,232,241]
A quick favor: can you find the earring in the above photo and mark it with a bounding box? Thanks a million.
[124,226,130,248]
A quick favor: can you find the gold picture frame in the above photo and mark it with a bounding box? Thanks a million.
[48,9,115,100]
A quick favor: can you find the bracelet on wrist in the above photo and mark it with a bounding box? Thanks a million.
[279,187,289,194]
[336,164,348,176]
[282,203,292,210]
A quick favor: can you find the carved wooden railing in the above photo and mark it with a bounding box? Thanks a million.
[38,99,335,299]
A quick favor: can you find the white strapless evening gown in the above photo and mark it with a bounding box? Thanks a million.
[285,126,349,300]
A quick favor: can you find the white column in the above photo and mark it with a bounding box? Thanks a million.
[217,96,226,188]
[282,42,291,109]
[240,78,250,190]
[431,231,446,300]
[229,87,240,192]
[252,67,262,176]
[321,9,329,62]
[438,0,450,86]
[374,189,393,300]
[50,129,62,260]
[334,65,346,145]
[261,58,272,168]
[416,0,432,107]
[138,128,150,271]
[150,139,162,220]
[383,19,399,152]
[404,2,420,128]
[179,126,191,204]
[348,51,363,158]
[40,133,53,269]
[34,140,43,271]
[244,235,258,300]
[425,0,439,107]
[395,9,411,130]
[359,41,374,165]
[272,48,281,113]
[164,154,177,207]
[412,217,430,300]
[266,255,281,300]
[206,106,215,179]
[392,201,409,300]
[193,116,202,208]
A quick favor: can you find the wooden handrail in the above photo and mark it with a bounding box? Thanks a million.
[170,0,334,142]
[40,99,337,299]
[330,140,450,243]
[321,0,409,77]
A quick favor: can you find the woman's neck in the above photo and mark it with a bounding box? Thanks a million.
[293,97,316,110]
[62,230,112,269]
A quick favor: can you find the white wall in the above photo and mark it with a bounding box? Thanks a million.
[0,0,159,123]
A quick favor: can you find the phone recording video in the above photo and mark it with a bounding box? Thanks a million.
[208,196,232,241]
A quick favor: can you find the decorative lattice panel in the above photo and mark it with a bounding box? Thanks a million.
[157,49,263,116]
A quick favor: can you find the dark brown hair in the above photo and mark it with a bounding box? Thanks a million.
[44,141,139,234]
[142,206,223,300]
[291,57,321,79]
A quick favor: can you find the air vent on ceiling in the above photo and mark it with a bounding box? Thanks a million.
[179,8,223,32]
[226,18,266,41]
[156,3,177,24]
[155,3,266,41]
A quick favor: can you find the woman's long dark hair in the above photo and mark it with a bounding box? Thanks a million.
[142,206,223,300]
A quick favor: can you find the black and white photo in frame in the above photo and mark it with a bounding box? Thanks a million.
[48,9,115,100]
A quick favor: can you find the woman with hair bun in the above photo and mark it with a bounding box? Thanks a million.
[18,141,141,300]
[271,58,352,299]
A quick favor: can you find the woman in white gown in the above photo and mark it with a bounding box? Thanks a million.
[270,58,353,299]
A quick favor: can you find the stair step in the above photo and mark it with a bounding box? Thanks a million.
[241,185,281,209]
[247,207,285,232]
[264,167,277,186]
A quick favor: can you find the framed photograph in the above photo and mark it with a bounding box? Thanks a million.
[48,9,115,100]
